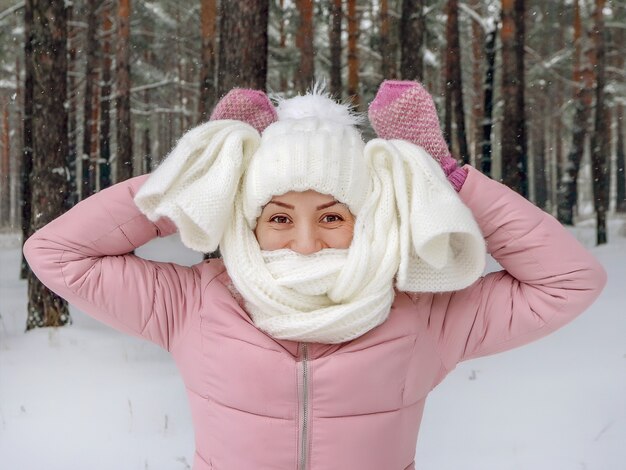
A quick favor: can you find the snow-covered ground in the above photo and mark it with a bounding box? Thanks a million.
[1,220,624,470]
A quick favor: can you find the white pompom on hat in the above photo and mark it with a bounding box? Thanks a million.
[242,90,370,227]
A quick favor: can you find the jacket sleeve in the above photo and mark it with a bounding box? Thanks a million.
[23,175,202,352]
[430,166,607,370]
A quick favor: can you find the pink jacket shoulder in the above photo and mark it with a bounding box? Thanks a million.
[418,166,607,370]
[23,175,224,351]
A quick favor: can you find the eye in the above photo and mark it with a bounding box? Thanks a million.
[269,215,291,224]
[321,214,344,223]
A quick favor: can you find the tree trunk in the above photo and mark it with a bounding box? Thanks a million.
[500,0,527,196]
[528,3,551,211]
[470,0,484,166]
[26,0,70,329]
[12,52,23,229]
[66,3,78,209]
[532,116,548,209]
[328,0,342,97]
[20,0,34,279]
[611,8,625,213]
[1,101,9,226]
[617,104,626,213]
[198,0,217,122]
[444,0,454,147]
[590,0,608,245]
[278,0,289,92]
[549,0,566,215]
[481,21,497,177]
[390,0,400,79]
[116,0,133,183]
[175,5,188,134]
[143,126,152,174]
[216,0,269,98]
[100,1,113,190]
[400,0,425,81]
[347,0,360,107]
[143,76,153,173]
[380,0,392,79]
[551,108,562,214]
[81,0,99,200]
[295,0,314,94]
[444,0,469,164]
[557,0,592,225]
[90,85,100,191]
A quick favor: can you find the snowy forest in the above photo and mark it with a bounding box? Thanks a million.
[0,1,625,227]
[0,0,624,327]
[0,1,625,469]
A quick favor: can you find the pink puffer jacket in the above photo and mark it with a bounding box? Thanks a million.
[23,166,606,469]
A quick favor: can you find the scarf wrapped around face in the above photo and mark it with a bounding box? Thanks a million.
[218,137,485,343]
[135,108,486,344]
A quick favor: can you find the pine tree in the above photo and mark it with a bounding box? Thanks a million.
[66,3,78,208]
[20,0,34,280]
[217,0,269,97]
[328,0,342,96]
[558,0,593,225]
[1,100,9,224]
[444,0,469,164]
[116,0,133,183]
[295,0,314,93]
[480,20,497,177]
[198,0,217,121]
[612,5,625,213]
[81,0,99,199]
[590,0,609,245]
[617,102,626,213]
[26,0,70,329]
[100,0,113,190]
[469,0,485,166]
[400,0,425,81]
[500,0,527,196]
[347,0,360,106]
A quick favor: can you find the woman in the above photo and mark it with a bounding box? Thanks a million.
[24,81,606,469]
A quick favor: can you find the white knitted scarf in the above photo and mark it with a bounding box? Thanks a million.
[220,197,396,344]
[135,120,486,344]
[219,138,485,344]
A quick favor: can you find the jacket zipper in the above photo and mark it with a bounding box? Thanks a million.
[298,342,310,470]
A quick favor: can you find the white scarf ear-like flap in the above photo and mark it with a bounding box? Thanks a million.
[364,139,486,293]
[134,120,261,253]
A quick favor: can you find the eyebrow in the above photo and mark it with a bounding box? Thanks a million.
[268,200,341,210]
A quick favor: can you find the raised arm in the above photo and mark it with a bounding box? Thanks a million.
[368,79,606,370]
[430,166,606,368]
[23,175,202,351]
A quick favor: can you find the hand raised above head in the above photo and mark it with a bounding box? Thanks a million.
[368,80,466,191]
[210,88,277,133]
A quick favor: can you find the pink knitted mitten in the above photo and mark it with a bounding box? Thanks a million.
[368,80,467,191]
[210,88,277,133]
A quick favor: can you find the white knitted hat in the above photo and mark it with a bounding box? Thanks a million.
[242,92,370,227]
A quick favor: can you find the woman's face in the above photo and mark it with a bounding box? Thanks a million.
[254,190,355,254]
